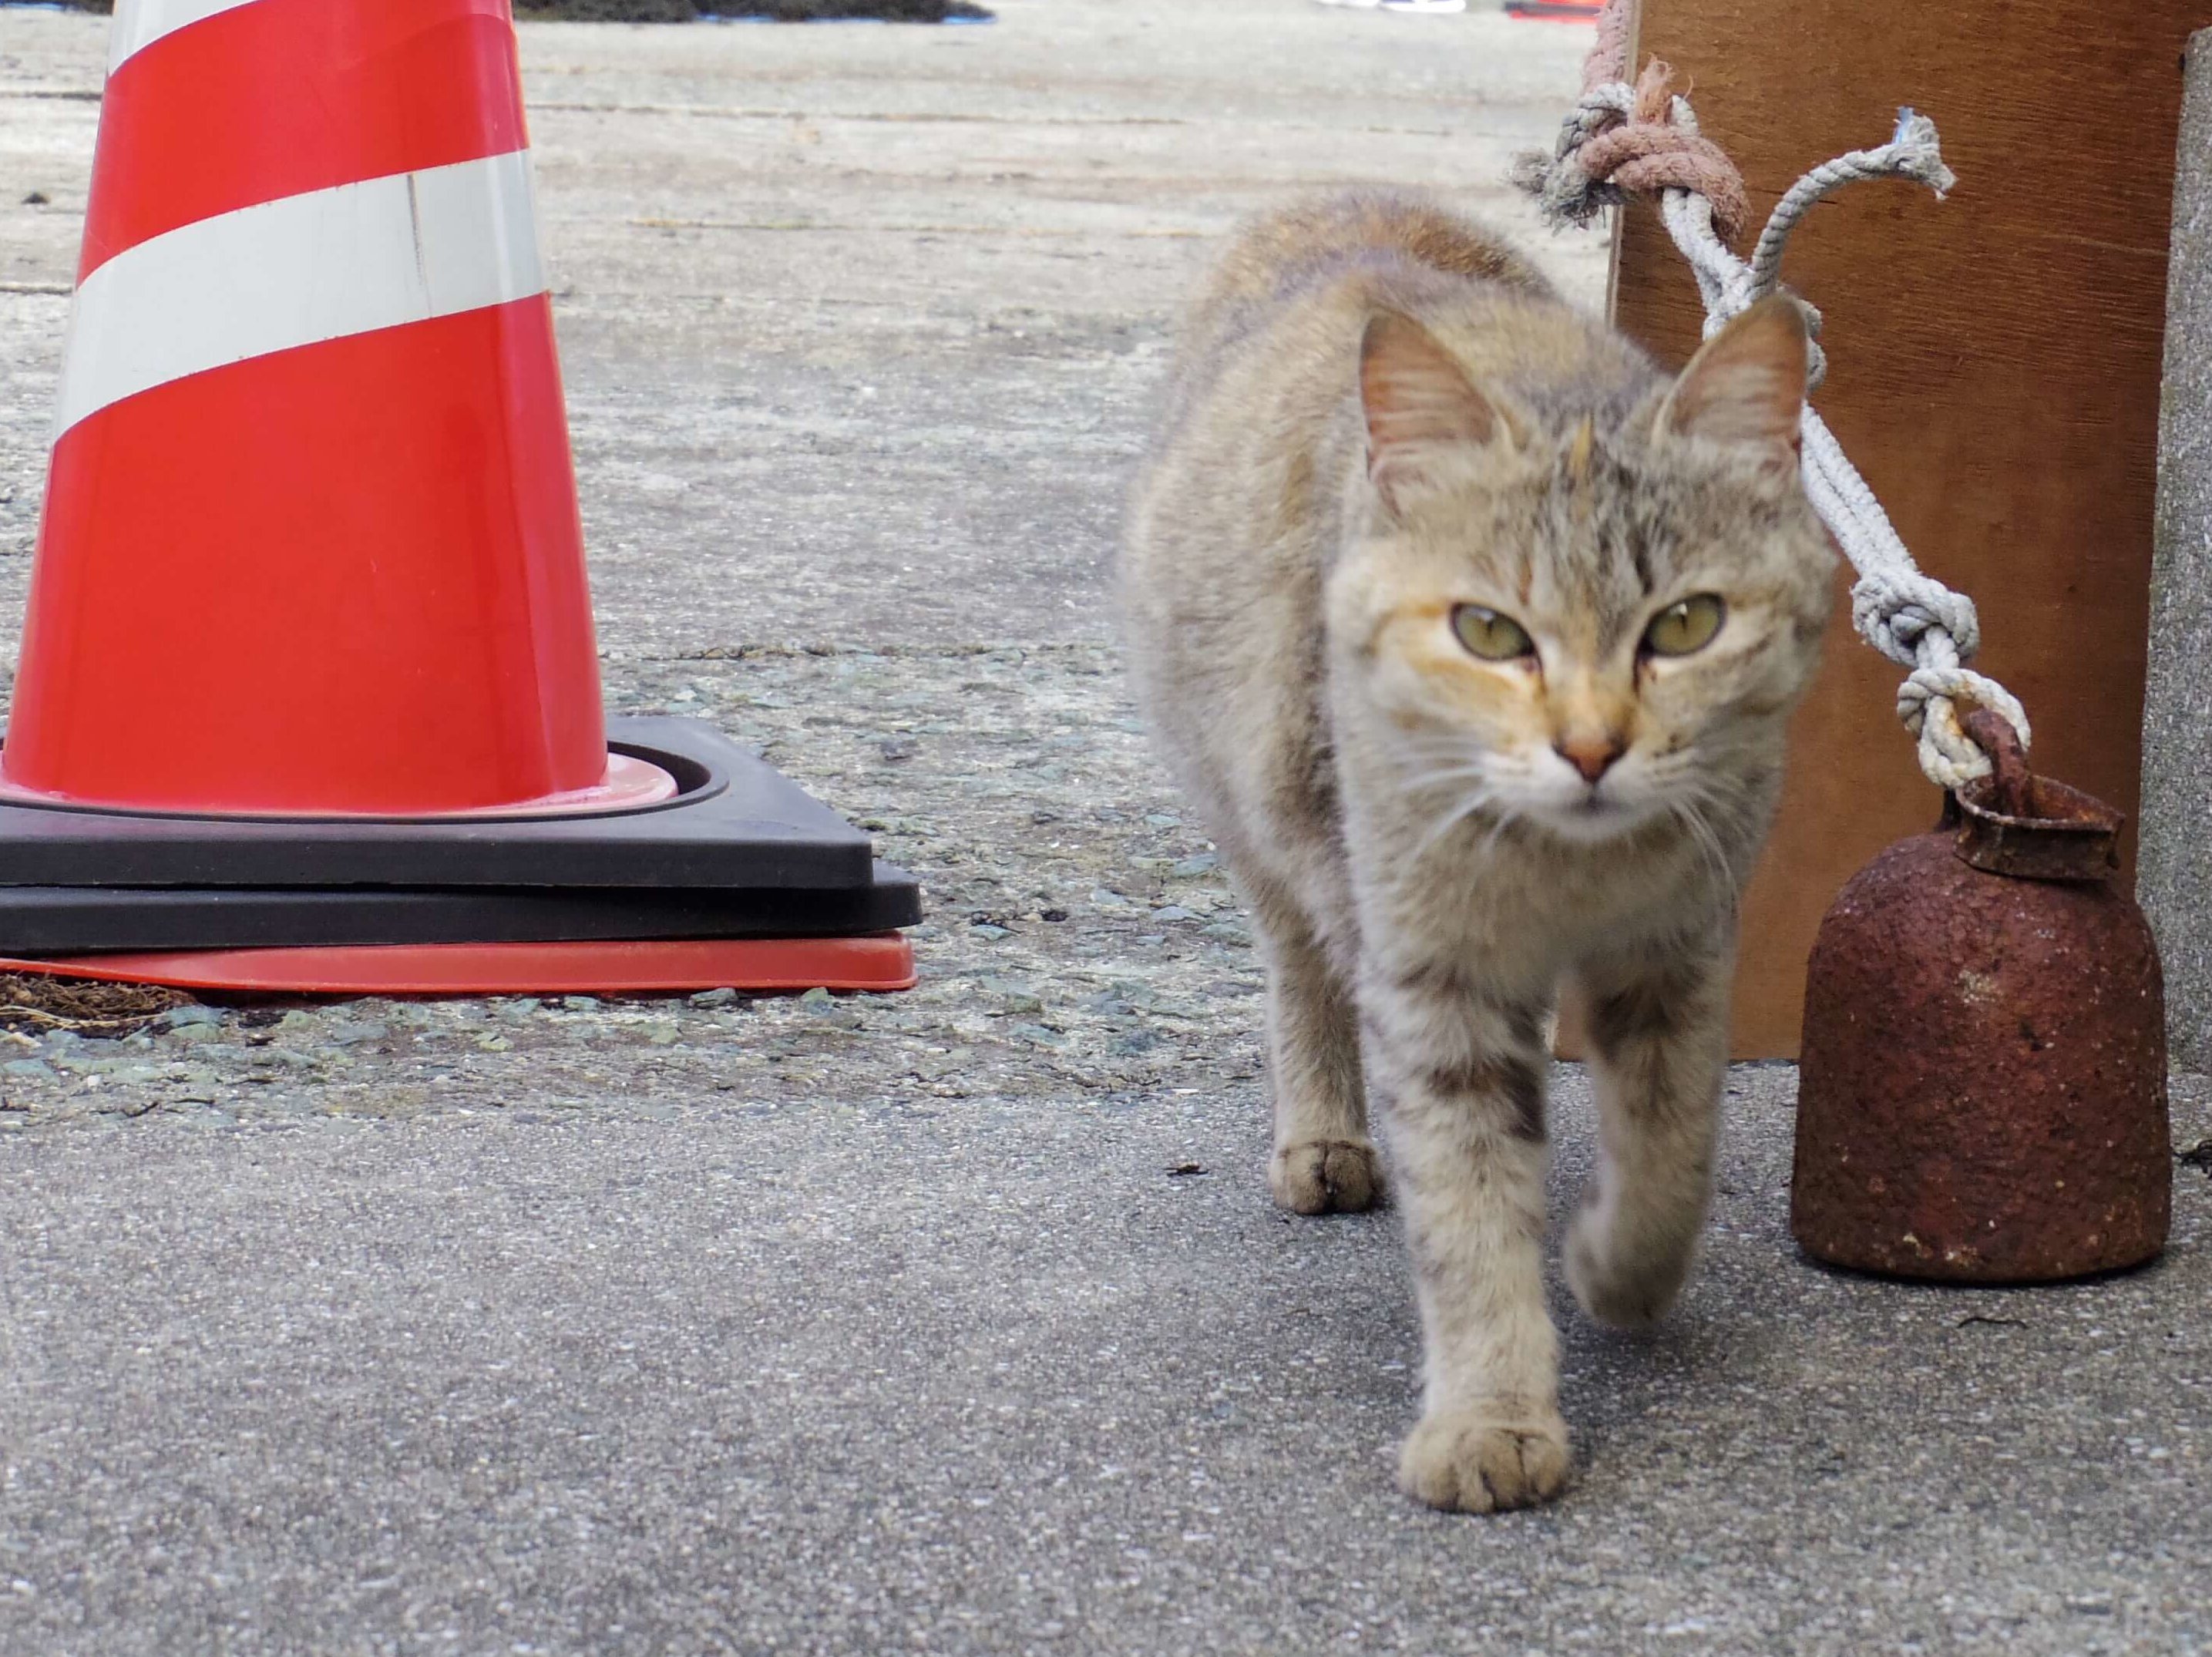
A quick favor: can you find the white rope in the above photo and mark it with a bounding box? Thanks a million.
[1526,103,2029,790]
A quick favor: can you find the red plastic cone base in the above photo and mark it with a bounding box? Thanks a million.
[0,935,916,997]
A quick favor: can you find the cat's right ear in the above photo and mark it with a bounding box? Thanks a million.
[1360,312,1506,513]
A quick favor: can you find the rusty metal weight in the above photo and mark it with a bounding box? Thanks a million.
[1792,714,2171,1282]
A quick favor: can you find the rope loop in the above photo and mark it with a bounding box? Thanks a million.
[1898,667,2033,790]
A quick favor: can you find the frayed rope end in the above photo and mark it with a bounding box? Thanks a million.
[1891,107,1957,199]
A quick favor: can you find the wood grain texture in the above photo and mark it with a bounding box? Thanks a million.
[1612,0,2205,1057]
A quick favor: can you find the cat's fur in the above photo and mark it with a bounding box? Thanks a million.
[1120,192,1834,1512]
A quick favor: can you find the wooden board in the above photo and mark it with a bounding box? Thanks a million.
[1611,0,2205,1057]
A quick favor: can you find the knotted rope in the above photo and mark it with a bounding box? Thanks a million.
[1512,2,2029,791]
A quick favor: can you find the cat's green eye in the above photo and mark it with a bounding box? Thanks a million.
[1643,593,1726,657]
[1451,605,1535,662]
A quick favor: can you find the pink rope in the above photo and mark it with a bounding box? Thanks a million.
[1580,0,1632,93]
[1556,3,1753,245]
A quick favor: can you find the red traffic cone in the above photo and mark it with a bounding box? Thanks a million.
[14,0,631,816]
[0,0,917,995]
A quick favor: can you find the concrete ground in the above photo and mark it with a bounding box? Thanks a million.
[0,5,2207,1654]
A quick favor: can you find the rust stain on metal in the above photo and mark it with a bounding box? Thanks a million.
[1791,718,2170,1282]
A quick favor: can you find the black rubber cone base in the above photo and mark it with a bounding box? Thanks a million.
[0,718,922,970]
[0,718,876,890]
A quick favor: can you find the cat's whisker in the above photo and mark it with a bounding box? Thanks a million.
[1413,785,1508,862]
[1390,734,1486,756]
[1475,802,1523,864]
[1682,776,1759,846]
[1663,801,1713,892]
[1668,796,1740,917]
[1392,760,1492,798]
[1683,758,1760,810]
[1412,792,1490,858]
[1386,743,1491,779]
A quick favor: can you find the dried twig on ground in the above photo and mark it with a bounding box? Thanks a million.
[0,973,193,1038]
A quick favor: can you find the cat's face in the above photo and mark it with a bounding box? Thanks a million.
[1333,299,1835,849]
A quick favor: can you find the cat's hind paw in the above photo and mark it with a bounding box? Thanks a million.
[1269,1138,1384,1215]
[1397,1405,1570,1514]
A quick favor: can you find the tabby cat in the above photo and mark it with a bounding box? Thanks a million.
[1120,191,1832,1511]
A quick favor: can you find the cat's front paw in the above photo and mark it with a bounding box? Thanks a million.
[1397,1404,1570,1514]
[1269,1138,1384,1215]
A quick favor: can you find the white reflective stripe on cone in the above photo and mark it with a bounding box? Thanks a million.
[108,0,265,74]
[55,150,550,439]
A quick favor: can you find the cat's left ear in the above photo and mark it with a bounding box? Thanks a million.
[1657,294,1808,460]
[1360,311,1509,512]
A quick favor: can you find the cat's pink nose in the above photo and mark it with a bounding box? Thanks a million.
[1555,734,1625,784]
